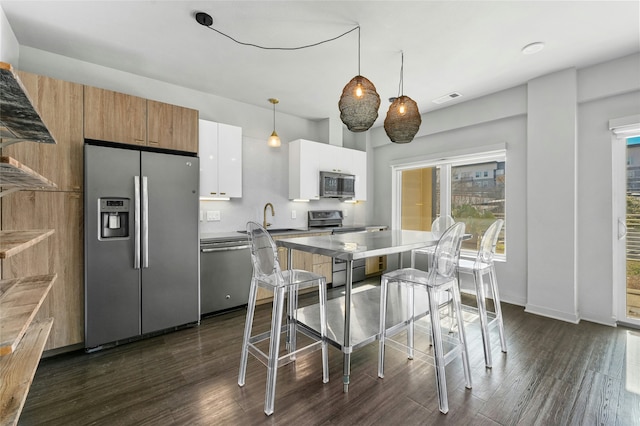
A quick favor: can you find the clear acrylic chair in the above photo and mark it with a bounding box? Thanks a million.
[410,215,455,268]
[457,218,507,368]
[238,221,329,416]
[378,222,471,414]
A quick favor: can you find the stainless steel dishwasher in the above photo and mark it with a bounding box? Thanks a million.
[200,235,253,316]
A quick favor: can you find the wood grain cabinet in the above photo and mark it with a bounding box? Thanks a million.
[83,86,147,146]
[148,100,198,152]
[365,255,387,276]
[2,191,84,350]
[84,87,198,153]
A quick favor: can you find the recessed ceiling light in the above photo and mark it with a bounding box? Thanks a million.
[522,42,545,55]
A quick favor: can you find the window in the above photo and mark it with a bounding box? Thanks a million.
[394,150,506,256]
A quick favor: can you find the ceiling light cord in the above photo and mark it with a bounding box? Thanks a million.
[200,18,360,51]
[358,26,361,75]
[397,51,404,98]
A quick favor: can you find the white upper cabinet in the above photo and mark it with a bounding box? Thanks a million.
[351,149,367,201]
[199,120,242,199]
[288,139,366,201]
[289,139,320,200]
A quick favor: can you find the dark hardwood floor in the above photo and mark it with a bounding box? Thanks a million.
[19,281,640,425]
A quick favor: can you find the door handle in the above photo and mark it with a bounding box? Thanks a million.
[619,218,628,240]
[134,176,141,269]
[142,176,149,268]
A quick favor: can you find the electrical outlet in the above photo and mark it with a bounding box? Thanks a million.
[291,210,296,219]
[212,210,221,221]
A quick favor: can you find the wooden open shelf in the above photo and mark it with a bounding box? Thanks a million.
[0,61,59,426]
[0,62,56,145]
[0,229,55,260]
[0,274,56,356]
[0,317,53,426]
[0,156,57,197]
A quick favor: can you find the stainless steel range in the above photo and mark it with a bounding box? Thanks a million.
[307,210,366,287]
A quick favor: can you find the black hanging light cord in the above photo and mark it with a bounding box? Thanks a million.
[195,12,359,51]
[397,51,404,97]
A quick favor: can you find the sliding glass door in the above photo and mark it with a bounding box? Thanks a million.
[612,117,640,326]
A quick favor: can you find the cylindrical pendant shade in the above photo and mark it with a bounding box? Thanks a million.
[383,95,421,144]
[338,75,380,132]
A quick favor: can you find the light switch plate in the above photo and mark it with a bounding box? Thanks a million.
[291,210,296,219]
[206,210,221,221]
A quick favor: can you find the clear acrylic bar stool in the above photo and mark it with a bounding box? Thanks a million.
[238,221,329,416]
[457,218,507,368]
[410,215,455,268]
[378,222,471,414]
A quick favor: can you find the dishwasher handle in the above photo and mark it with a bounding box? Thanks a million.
[201,244,251,253]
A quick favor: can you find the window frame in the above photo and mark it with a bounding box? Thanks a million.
[391,144,506,260]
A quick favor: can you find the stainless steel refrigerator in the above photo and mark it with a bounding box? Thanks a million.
[84,142,200,349]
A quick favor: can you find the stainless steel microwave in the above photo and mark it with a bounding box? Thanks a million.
[319,171,356,198]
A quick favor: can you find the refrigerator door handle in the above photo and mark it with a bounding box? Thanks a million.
[142,176,149,268]
[134,176,141,269]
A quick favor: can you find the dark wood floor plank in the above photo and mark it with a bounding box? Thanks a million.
[17,281,640,426]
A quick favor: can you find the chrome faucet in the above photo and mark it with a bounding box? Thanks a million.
[263,203,275,228]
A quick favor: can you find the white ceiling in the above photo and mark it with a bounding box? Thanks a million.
[2,1,639,128]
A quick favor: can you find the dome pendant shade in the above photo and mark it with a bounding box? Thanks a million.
[338,75,380,132]
[384,95,421,144]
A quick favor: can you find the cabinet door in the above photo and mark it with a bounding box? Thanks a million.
[352,149,367,201]
[217,123,242,198]
[289,139,321,200]
[147,100,198,153]
[84,86,146,146]
[199,120,219,198]
[1,191,84,350]
[9,71,84,191]
[318,143,347,173]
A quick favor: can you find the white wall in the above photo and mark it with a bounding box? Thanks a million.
[526,68,579,323]
[16,46,369,233]
[0,6,18,64]
[369,53,640,324]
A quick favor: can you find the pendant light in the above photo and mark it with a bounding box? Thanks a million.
[384,51,421,144]
[267,98,281,148]
[338,27,380,132]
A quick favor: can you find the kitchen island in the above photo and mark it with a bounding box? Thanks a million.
[276,229,438,392]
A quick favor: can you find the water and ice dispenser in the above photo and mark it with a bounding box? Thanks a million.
[99,198,130,239]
